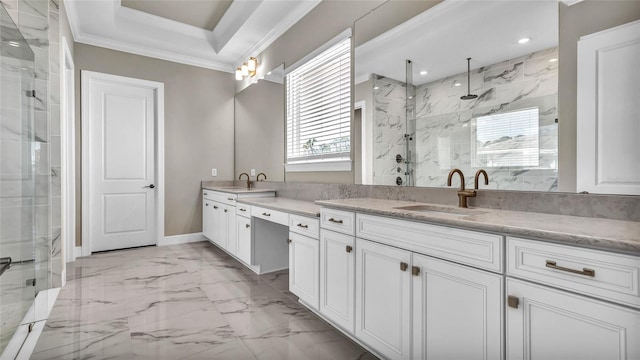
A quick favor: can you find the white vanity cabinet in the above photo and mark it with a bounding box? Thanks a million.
[235,215,252,265]
[319,228,355,334]
[202,189,273,259]
[355,238,412,360]
[506,237,640,359]
[288,214,321,310]
[412,253,503,360]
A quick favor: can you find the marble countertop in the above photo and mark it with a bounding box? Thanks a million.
[236,197,321,218]
[202,186,277,194]
[315,198,640,255]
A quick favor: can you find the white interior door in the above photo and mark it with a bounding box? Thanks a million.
[83,71,161,252]
[576,20,640,195]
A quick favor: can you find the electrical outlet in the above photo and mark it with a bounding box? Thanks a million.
[250,169,256,176]
[211,168,217,177]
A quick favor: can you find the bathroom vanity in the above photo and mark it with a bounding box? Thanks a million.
[202,185,640,360]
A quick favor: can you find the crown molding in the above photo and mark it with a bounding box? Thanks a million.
[560,0,584,6]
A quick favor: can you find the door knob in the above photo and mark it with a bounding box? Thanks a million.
[144,184,155,189]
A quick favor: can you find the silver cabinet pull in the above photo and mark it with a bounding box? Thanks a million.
[346,245,353,253]
[507,295,519,309]
[400,262,408,272]
[263,212,271,217]
[213,206,218,209]
[545,260,595,277]
[328,218,343,224]
[224,209,228,213]
[245,224,250,228]
[239,208,246,212]
[228,198,234,201]
[297,223,308,229]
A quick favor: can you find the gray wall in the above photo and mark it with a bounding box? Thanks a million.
[74,43,235,241]
[234,80,285,181]
[557,0,640,192]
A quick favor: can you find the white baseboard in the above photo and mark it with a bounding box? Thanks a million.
[157,232,206,246]
[74,246,82,259]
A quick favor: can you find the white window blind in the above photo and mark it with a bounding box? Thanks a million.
[286,37,351,166]
[472,107,540,167]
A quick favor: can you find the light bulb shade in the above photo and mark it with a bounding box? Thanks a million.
[241,64,249,76]
[235,68,243,81]
[247,57,257,72]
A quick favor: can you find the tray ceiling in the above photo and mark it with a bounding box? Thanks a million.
[65,0,321,73]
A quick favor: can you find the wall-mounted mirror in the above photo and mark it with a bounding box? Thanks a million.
[355,0,561,191]
[234,64,285,182]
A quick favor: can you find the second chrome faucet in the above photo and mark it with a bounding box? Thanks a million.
[447,168,489,208]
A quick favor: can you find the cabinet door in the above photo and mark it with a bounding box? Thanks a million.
[355,238,411,360]
[319,229,355,334]
[236,216,252,265]
[202,199,213,240]
[289,232,320,310]
[506,278,640,360]
[412,254,503,360]
[210,202,222,248]
[223,205,237,255]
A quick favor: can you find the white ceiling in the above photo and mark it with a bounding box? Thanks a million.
[65,0,321,73]
[121,0,233,30]
[356,0,559,86]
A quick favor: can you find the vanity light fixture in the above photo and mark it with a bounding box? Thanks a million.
[518,37,531,44]
[235,57,259,81]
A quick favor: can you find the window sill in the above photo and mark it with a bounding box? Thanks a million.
[285,159,352,172]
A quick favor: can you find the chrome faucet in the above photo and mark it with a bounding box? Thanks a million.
[447,168,476,208]
[256,172,267,181]
[474,169,489,190]
[239,172,251,189]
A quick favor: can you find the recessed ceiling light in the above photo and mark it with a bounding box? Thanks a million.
[453,81,461,87]
[373,86,379,90]
[419,70,428,76]
[549,58,558,63]
[8,41,20,47]
[518,37,531,44]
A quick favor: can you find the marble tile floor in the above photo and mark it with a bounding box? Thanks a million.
[31,242,377,359]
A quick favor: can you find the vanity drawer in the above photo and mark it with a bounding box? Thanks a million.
[252,205,289,226]
[289,214,320,239]
[356,213,503,273]
[236,204,251,218]
[203,190,236,206]
[320,208,355,236]
[507,237,640,309]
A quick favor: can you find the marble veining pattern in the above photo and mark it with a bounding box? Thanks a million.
[316,198,640,254]
[32,242,376,359]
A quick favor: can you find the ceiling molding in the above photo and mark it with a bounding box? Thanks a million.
[65,0,321,73]
[560,0,584,6]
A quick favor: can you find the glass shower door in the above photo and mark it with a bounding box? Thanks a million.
[0,4,37,354]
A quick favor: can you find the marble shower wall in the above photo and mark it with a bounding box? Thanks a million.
[414,48,559,191]
[1,0,62,290]
[371,75,415,186]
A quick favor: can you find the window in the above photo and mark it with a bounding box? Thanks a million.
[286,36,351,171]
[472,107,540,168]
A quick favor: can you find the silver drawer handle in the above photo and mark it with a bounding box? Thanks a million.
[263,212,271,217]
[297,223,308,229]
[239,208,246,212]
[245,224,250,228]
[328,218,343,224]
[228,198,234,201]
[545,260,595,277]
[224,209,228,213]
[213,206,218,209]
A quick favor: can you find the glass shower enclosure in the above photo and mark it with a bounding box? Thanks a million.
[0,4,38,354]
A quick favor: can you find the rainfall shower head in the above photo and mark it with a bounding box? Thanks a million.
[461,57,478,100]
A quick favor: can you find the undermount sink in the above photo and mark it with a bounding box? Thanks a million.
[393,204,488,217]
